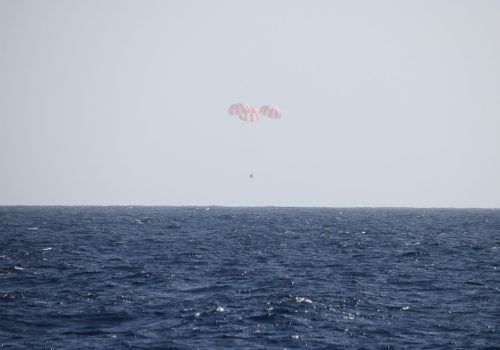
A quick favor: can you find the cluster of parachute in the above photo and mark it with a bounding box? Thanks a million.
[228,102,282,122]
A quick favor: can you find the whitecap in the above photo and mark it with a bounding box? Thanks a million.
[295,296,313,304]
[343,313,355,320]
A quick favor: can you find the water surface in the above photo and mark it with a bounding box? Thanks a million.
[1,207,499,349]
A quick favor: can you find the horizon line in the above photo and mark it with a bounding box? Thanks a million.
[0,204,499,210]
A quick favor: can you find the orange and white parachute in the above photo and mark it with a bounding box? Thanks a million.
[259,105,282,119]
[239,106,260,122]
[228,102,250,116]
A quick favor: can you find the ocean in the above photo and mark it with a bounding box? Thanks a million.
[1,207,499,349]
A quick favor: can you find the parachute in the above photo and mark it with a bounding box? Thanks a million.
[259,105,282,119]
[228,103,282,122]
[228,102,250,116]
[239,106,260,122]
[227,102,282,179]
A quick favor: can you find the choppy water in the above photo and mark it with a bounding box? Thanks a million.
[0,207,499,349]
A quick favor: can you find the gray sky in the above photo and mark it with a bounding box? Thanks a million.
[1,0,499,207]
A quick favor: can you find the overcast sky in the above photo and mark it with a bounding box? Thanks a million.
[0,0,499,207]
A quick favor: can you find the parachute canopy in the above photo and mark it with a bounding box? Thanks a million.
[259,105,282,119]
[239,106,260,122]
[228,102,250,116]
[228,102,282,122]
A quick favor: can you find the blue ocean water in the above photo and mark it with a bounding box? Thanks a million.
[0,207,499,349]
